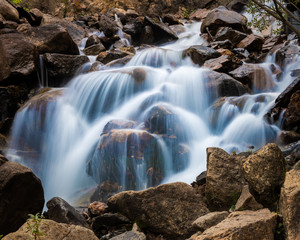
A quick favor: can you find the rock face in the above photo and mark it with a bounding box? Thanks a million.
[242,143,286,207]
[107,182,209,239]
[0,161,44,236]
[201,7,248,35]
[0,33,38,84]
[205,147,246,210]
[190,209,277,240]
[183,45,221,66]
[280,167,300,240]
[43,53,89,86]
[192,211,229,232]
[45,197,88,227]
[3,219,98,240]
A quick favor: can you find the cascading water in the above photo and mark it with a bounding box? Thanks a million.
[7,21,300,204]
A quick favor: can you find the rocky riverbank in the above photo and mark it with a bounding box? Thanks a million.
[0,0,300,239]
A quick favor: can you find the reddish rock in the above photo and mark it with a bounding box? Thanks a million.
[237,34,264,52]
[203,55,241,73]
[190,8,211,21]
[88,201,108,217]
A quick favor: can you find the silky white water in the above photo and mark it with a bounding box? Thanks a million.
[7,22,300,204]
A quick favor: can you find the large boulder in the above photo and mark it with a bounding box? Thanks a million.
[275,43,300,69]
[99,14,119,37]
[0,33,38,84]
[236,34,264,52]
[203,54,241,73]
[0,161,44,235]
[0,0,19,22]
[3,219,98,240]
[183,45,221,66]
[107,182,210,239]
[189,209,277,240]
[42,53,89,86]
[20,24,79,55]
[242,143,286,207]
[214,27,247,46]
[201,6,248,35]
[205,147,246,210]
[283,90,300,133]
[280,166,300,240]
[45,197,88,227]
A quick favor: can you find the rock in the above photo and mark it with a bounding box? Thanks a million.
[275,43,300,69]
[141,25,155,44]
[43,53,89,86]
[229,64,275,91]
[96,49,134,64]
[280,167,300,240]
[3,219,98,240]
[190,8,211,21]
[0,154,7,166]
[237,34,264,52]
[45,197,88,227]
[99,35,121,49]
[107,182,209,239]
[262,36,284,52]
[183,45,221,66]
[205,70,250,98]
[235,185,264,211]
[102,119,139,135]
[88,201,108,217]
[83,43,106,55]
[90,181,122,203]
[190,209,277,240]
[285,144,300,166]
[123,18,143,45]
[85,35,101,48]
[227,0,249,12]
[214,27,247,46]
[106,55,134,67]
[203,54,241,73]
[192,211,229,231]
[0,0,19,22]
[278,130,300,145]
[144,16,178,44]
[205,147,246,210]
[0,161,44,235]
[110,231,146,240]
[0,33,38,84]
[283,90,300,133]
[201,7,248,35]
[242,143,286,207]
[20,24,79,55]
[99,14,119,37]
[195,171,206,186]
[162,14,181,25]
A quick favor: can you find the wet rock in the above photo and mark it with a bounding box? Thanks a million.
[3,219,98,240]
[0,33,38,84]
[45,197,88,227]
[283,90,300,133]
[144,16,178,44]
[242,143,286,207]
[262,36,284,52]
[205,147,246,210]
[106,55,134,68]
[0,161,44,235]
[214,27,247,46]
[131,68,146,83]
[201,6,248,35]
[123,18,143,45]
[85,35,101,48]
[278,130,300,145]
[275,43,300,69]
[183,45,221,66]
[192,211,229,232]
[43,53,89,86]
[141,25,155,44]
[90,181,122,203]
[205,70,250,98]
[195,171,206,186]
[83,43,106,55]
[237,34,264,52]
[99,35,121,49]
[99,14,119,37]
[280,167,300,240]
[88,201,108,217]
[20,24,79,55]
[102,119,139,135]
[107,182,209,239]
[203,54,241,73]
[96,49,134,64]
[235,185,263,211]
[285,144,300,166]
[0,0,19,22]
[189,209,277,240]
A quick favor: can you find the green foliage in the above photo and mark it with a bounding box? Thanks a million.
[26,213,45,240]
[11,0,23,6]
[183,6,191,19]
[0,234,3,239]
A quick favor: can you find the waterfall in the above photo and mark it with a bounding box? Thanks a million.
[7,21,300,204]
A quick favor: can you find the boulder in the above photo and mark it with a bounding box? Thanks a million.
[102,119,139,135]
[110,231,146,240]
[123,18,143,45]
[88,201,108,217]
[144,16,178,44]
[201,7,248,35]
[214,27,247,46]
[280,167,300,240]
[205,147,246,210]
[107,182,209,239]
[45,197,88,227]
[278,130,300,145]
[236,34,264,52]
[85,35,101,48]
[42,53,89,86]
[162,14,181,26]
[227,0,249,12]
[83,43,106,55]
[20,24,79,55]
[235,185,263,211]
[96,49,134,64]
[192,211,229,232]
[190,8,211,21]
[141,25,155,45]
[0,33,38,84]
[0,154,8,166]
[286,144,300,167]
[3,219,98,240]
[242,143,286,207]
[0,161,44,235]
[283,90,300,133]
[262,36,284,52]
[205,70,250,98]
[189,209,277,240]
[99,14,119,37]
[203,55,241,73]
[275,43,300,69]
[0,0,19,22]
[99,35,121,49]
[183,45,221,66]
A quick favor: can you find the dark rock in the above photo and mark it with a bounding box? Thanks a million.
[242,143,286,208]
[45,197,88,227]
[214,27,247,46]
[123,18,143,45]
[262,36,284,52]
[110,230,146,240]
[0,0,19,22]
[237,34,264,52]
[162,14,181,26]
[275,43,300,69]
[286,144,300,166]
[183,45,221,66]
[235,185,264,211]
[2,20,18,29]
[203,54,241,73]
[278,130,300,145]
[283,90,300,133]
[195,171,206,186]
[99,35,120,49]
[0,153,7,166]
[96,49,134,64]
[90,181,122,203]
[141,25,155,44]
[205,147,246,210]
[43,53,89,86]
[210,39,233,49]
[107,182,209,239]
[99,14,119,37]
[106,55,134,68]
[0,161,44,236]
[201,7,248,35]
[227,0,249,12]
[83,43,106,55]
[85,35,101,48]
